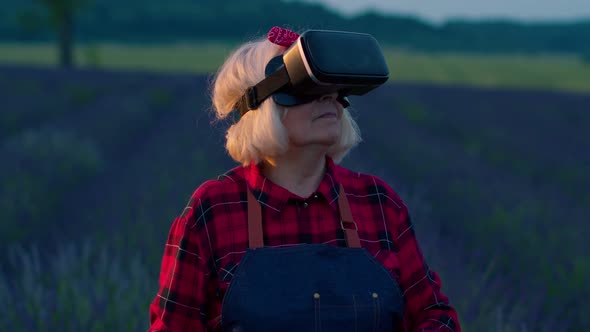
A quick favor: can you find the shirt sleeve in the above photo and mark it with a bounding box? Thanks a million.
[382,182,462,332]
[148,195,210,332]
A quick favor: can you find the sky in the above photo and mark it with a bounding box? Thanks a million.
[302,0,590,24]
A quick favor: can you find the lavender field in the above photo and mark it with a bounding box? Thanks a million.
[0,64,588,331]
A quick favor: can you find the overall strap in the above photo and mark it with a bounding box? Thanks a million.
[246,184,361,249]
[247,188,264,249]
[338,184,361,248]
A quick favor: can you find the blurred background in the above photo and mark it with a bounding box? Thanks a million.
[1,0,589,331]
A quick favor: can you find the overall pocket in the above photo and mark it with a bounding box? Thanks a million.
[313,291,384,332]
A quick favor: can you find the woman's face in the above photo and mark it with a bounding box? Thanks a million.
[281,93,343,148]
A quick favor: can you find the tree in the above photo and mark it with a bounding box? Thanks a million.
[34,0,91,68]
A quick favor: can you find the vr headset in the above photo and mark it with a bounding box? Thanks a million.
[234,29,389,116]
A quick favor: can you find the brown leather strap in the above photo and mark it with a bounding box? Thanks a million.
[338,184,361,248]
[247,188,264,249]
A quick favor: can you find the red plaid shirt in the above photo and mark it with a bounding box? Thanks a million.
[148,157,461,332]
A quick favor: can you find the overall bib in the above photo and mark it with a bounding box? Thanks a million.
[221,185,405,332]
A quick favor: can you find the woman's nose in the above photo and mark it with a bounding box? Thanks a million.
[318,92,338,102]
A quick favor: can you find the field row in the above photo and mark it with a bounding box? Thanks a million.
[1,42,590,93]
[1,66,588,330]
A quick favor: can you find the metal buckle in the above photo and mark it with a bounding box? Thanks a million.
[245,87,259,110]
[340,219,358,231]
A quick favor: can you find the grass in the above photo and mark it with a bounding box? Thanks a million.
[0,42,232,74]
[387,50,590,93]
[0,238,155,331]
[1,42,590,93]
[0,216,556,332]
[1,63,588,331]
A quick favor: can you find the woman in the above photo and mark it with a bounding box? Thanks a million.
[148,27,461,332]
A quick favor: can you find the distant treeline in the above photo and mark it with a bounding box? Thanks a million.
[2,0,590,55]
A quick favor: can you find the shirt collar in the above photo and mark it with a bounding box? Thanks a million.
[245,155,341,212]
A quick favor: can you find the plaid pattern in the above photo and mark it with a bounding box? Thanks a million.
[148,157,461,332]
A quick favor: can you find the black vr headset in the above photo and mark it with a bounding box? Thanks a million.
[234,29,389,117]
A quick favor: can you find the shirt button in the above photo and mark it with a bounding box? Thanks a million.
[372,292,379,298]
[313,293,320,299]
[303,202,308,208]
[313,194,318,199]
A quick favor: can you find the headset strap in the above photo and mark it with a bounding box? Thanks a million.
[235,65,290,116]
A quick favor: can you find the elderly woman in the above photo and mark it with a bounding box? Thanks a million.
[148,27,461,332]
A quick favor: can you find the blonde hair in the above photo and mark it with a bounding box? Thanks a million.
[210,37,362,166]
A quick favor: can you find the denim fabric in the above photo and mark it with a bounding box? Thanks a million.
[221,244,404,332]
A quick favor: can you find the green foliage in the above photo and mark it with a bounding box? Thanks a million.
[0,81,40,138]
[26,0,93,68]
[149,88,174,108]
[394,99,431,125]
[3,43,590,93]
[0,235,557,331]
[462,138,483,157]
[32,0,91,26]
[0,128,104,244]
[3,207,581,331]
[67,84,98,106]
[1,67,588,330]
[9,77,43,95]
[0,240,155,331]
[1,0,590,55]
[14,9,46,34]
[81,44,101,67]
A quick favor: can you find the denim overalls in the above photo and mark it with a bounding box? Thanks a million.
[221,184,405,332]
